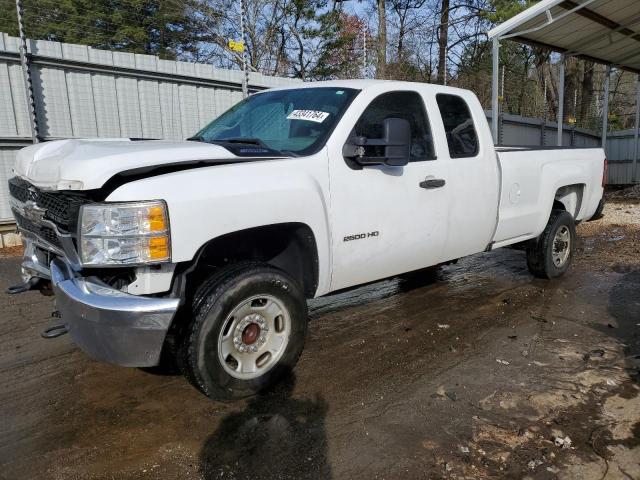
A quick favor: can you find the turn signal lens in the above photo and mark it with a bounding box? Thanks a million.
[148,235,170,260]
[148,206,167,232]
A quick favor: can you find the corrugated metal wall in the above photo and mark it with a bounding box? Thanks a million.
[487,112,638,186]
[0,33,300,221]
[0,146,21,222]
[0,33,637,222]
[605,130,640,185]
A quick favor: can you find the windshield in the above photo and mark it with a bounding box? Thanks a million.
[192,87,359,156]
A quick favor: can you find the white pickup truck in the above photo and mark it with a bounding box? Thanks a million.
[8,80,606,400]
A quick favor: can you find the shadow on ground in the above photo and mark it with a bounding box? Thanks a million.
[606,268,640,385]
[199,372,331,480]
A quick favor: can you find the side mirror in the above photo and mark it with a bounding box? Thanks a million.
[342,117,412,167]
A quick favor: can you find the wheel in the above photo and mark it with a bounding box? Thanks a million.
[589,197,605,221]
[526,210,576,279]
[180,262,308,401]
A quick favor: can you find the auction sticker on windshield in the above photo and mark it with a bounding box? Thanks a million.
[286,110,330,123]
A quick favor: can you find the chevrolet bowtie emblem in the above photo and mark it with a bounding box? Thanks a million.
[22,201,46,223]
[27,186,38,202]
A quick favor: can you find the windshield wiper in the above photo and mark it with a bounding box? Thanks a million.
[211,138,292,157]
[186,134,205,142]
[217,137,267,147]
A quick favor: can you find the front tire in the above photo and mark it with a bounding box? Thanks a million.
[181,263,308,401]
[526,210,576,279]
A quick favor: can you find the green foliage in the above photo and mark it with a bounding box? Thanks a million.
[482,0,538,24]
[0,0,203,59]
[0,0,19,36]
[312,12,362,79]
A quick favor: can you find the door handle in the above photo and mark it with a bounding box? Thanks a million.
[419,178,446,189]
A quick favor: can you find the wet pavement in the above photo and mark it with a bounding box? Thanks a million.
[1,203,639,479]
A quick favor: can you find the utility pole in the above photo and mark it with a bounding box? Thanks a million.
[15,0,39,143]
[362,23,368,79]
[239,0,249,98]
[376,0,386,79]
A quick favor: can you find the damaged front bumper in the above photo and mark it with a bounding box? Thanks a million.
[14,237,179,367]
[50,259,179,367]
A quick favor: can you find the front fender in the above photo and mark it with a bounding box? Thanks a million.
[106,155,332,295]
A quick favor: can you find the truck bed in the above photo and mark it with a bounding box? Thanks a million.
[491,147,605,248]
[495,145,601,152]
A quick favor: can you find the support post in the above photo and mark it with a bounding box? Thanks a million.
[601,65,611,149]
[239,0,249,98]
[491,38,500,144]
[541,78,547,146]
[557,54,565,146]
[633,75,639,184]
[15,0,39,143]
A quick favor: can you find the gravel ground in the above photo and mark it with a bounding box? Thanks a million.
[0,200,638,480]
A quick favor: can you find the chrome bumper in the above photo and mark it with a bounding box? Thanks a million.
[49,258,179,367]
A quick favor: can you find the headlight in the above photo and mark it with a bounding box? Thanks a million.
[79,201,170,266]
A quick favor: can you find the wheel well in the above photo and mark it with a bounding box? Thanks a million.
[554,184,584,218]
[181,223,319,299]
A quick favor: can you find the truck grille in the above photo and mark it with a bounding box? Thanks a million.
[8,177,84,229]
[13,210,63,249]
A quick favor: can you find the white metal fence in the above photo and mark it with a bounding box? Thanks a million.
[0,33,299,222]
[487,111,638,186]
[0,33,637,223]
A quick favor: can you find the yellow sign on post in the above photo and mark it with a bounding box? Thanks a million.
[228,40,245,53]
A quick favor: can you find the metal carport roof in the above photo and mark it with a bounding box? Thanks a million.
[487,0,640,184]
[488,0,640,74]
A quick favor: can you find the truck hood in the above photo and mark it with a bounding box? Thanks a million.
[13,139,247,190]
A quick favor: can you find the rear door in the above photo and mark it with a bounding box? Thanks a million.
[327,89,450,291]
[432,92,500,260]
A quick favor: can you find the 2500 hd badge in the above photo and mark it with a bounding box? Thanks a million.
[343,231,380,242]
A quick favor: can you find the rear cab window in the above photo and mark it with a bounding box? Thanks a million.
[435,94,479,158]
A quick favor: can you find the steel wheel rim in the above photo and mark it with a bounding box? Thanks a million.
[552,225,571,267]
[217,294,291,380]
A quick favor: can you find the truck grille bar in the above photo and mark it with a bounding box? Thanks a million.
[8,177,84,229]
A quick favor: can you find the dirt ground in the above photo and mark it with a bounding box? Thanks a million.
[0,198,638,480]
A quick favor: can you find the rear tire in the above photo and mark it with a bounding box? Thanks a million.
[526,210,576,279]
[590,198,605,221]
[179,262,308,401]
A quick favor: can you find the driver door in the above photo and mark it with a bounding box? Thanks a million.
[328,89,449,291]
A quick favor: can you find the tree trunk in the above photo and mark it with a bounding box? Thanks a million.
[437,0,450,85]
[376,0,386,79]
[579,61,595,128]
[396,6,406,60]
[563,58,578,125]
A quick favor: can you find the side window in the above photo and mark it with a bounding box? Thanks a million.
[435,94,479,158]
[353,91,435,162]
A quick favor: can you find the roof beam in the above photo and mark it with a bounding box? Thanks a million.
[511,35,640,74]
[559,0,640,43]
[612,45,640,66]
[562,11,640,56]
[497,0,598,41]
